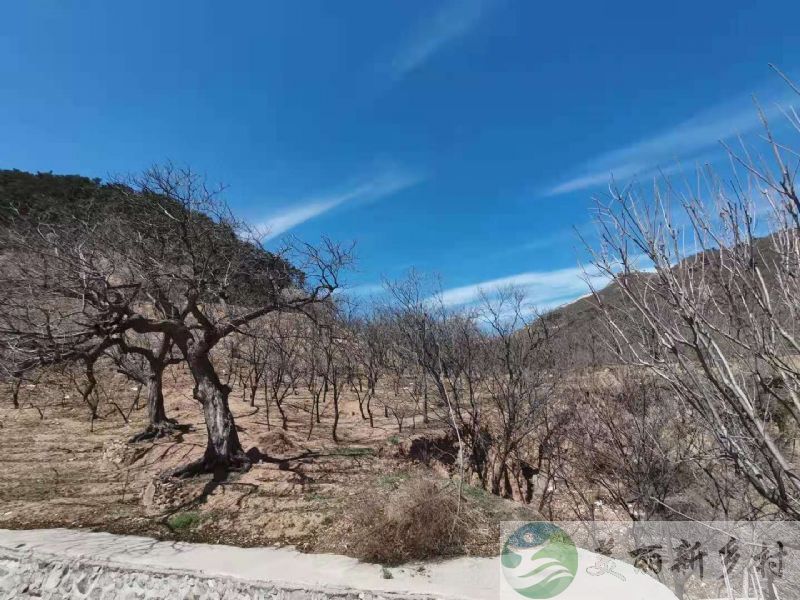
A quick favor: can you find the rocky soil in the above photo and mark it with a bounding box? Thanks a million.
[0,367,536,558]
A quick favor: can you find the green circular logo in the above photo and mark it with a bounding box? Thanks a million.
[501,523,578,599]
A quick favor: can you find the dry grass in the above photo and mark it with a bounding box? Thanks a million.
[347,477,468,564]
[0,366,540,561]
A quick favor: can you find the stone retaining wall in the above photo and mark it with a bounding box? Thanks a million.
[0,545,429,600]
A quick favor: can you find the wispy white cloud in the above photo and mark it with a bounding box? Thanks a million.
[392,0,486,77]
[546,88,797,196]
[438,254,655,312]
[259,198,341,240]
[258,170,422,240]
[437,265,609,311]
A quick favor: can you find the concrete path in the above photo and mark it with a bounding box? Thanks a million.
[0,528,677,599]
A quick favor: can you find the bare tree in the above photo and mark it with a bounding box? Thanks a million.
[382,364,415,433]
[262,313,302,430]
[478,288,554,500]
[565,372,709,520]
[0,215,125,425]
[346,310,392,428]
[0,164,350,475]
[302,321,327,438]
[109,332,183,440]
[234,322,270,409]
[385,272,485,501]
[589,85,800,517]
[315,307,348,442]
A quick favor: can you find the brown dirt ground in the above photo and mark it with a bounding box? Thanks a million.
[0,367,539,559]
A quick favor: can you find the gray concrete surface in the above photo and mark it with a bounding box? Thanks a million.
[0,528,677,599]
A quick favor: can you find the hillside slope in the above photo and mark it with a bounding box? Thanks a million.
[542,234,784,368]
[0,168,304,291]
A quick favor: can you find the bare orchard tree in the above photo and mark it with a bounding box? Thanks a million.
[343,314,389,428]
[316,306,348,442]
[0,164,350,475]
[385,272,484,488]
[567,372,710,521]
[478,288,555,501]
[379,329,415,428]
[381,361,416,433]
[383,277,559,503]
[301,320,327,437]
[235,322,270,409]
[0,213,125,426]
[262,313,303,430]
[589,89,800,517]
[109,331,183,441]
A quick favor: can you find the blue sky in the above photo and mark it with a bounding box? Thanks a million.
[2,1,799,309]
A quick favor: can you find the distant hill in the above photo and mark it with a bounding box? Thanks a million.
[540,274,648,368]
[0,168,305,298]
[542,234,785,369]
[0,169,116,225]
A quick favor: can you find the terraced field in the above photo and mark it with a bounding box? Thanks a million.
[0,368,535,557]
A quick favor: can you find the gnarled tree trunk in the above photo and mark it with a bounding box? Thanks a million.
[130,365,179,442]
[125,336,182,443]
[147,368,168,426]
[174,348,248,476]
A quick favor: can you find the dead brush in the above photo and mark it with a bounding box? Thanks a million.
[348,477,470,564]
